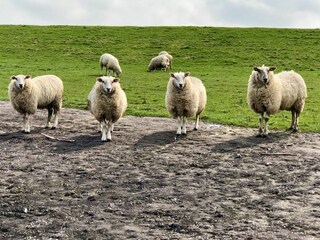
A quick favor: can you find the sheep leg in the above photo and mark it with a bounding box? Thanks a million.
[292,111,300,132]
[258,113,264,137]
[181,117,187,135]
[52,108,60,129]
[289,110,297,131]
[106,121,113,141]
[100,66,103,76]
[46,107,53,129]
[176,116,182,135]
[263,113,270,136]
[23,113,31,133]
[194,114,200,130]
[101,121,107,141]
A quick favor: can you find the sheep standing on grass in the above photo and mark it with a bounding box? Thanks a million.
[99,53,122,77]
[159,51,173,69]
[148,55,170,72]
[166,72,207,136]
[88,76,127,142]
[9,75,64,133]
[247,65,307,137]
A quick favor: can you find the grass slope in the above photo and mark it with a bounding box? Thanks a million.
[0,25,319,132]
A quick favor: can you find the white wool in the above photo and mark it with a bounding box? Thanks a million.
[165,72,207,135]
[8,74,64,133]
[247,66,307,136]
[88,76,127,141]
[99,53,122,77]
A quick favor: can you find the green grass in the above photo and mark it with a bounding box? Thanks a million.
[0,25,319,132]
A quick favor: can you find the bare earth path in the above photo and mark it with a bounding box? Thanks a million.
[0,101,319,239]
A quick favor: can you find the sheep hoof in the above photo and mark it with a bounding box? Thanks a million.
[292,128,299,133]
[193,128,198,131]
[106,139,112,142]
[51,126,56,130]
[23,131,30,134]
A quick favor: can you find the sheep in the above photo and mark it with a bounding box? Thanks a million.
[165,72,207,136]
[88,76,127,142]
[148,55,170,72]
[247,65,307,137]
[8,74,64,133]
[99,53,122,77]
[159,51,173,69]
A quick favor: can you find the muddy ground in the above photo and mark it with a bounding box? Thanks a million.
[0,101,319,239]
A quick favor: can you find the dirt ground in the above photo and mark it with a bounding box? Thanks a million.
[0,100,319,240]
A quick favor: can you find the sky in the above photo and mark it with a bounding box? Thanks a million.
[0,0,320,28]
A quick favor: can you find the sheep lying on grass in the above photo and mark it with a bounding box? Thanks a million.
[99,53,122,77]
[9,75,64,133]
[247,65,307,137]
[148,55,170,72]
[88,76,127,142]
[159,51,173,69]
[166,72,207,136]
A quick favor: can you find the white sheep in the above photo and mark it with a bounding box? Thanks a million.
[159,51,173,69]
[247,65,307,136]
[99,53,122,77]
[148,55,170,72]
[88,76,127,142]
[165,72,207,135]
[8,74,64,133]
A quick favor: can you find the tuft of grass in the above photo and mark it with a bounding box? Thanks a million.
[0,26,319,132]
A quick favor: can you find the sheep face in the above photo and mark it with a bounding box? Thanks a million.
[11,75,31,90]
[97,76,119,94]
[170,72,190,89]
[253,66,276,85]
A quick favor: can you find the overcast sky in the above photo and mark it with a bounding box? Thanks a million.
[1,0,320,28]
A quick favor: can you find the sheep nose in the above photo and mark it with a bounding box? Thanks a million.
[19,84,23,89]
[179,84,183,88]
[263,78,268,83]
[106,88,111,92]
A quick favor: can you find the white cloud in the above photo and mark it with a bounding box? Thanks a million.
[0,0,319,28]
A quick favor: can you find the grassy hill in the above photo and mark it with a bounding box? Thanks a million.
[0,25,319,131]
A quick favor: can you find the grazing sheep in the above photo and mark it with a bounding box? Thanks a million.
[88,76,127,142]
[159,51,173,69]
[165,72,207,135]
[148,55,170,72]
[99,53,122,77]
[247,65,307,136]
[8,74,64,133]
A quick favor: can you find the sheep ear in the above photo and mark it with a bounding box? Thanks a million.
[253,67,260,72]
[269,67,276,72]
[11,76,17,81]
[184,72,190,77]
[170,73,175,78]
[113,78,119,83]
[96,77,103,82]
[25,75,31,80]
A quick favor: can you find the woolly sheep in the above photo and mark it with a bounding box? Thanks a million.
[99,53,122,77]
[247,65,307,136]
[88,76,127,142]
[9,74,64,133]
[148,55,170,72]
[159,51,173,69]
[165,72,207,135]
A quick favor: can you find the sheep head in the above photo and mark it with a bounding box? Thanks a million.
[97,76,119,94]
[170,72,190,89]
[253,66,276,85]
[11,75,32,90]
